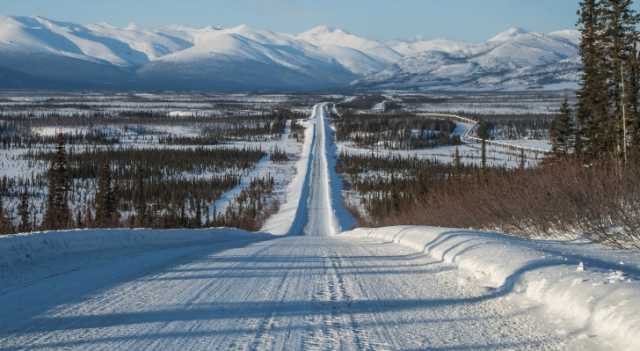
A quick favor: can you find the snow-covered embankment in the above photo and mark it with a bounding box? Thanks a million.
[343,226,640,351]
[0,228,271,272]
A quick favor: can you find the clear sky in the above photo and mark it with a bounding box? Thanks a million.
[0,0,596,42]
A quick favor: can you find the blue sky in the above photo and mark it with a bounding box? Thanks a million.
[1,0,590,42]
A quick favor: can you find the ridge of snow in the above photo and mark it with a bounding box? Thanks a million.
[263,109,316,235]
[489,26,529,42]
[343,226,640,351]
[298,25,402,63]
[548,29,581,46]
[299,25,372,49]
[391,38,483,56]
[0,228,272,270]
[86,23,192,61]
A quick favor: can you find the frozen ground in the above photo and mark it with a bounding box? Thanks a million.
[0,103,637,350]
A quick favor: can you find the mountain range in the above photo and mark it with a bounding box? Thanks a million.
[0,16,581,91]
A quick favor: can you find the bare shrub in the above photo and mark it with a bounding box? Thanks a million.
[342,152,640,248]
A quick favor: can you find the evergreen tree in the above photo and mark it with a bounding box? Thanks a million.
[550,98,576,157]
[133,171,146,227]
[18,189,31,233]
[576,0,609,157]
[44,134,71,230]
[194,198,203,228]
[576,0,640,159]
[481,138,487,170]
[75,209,84,228]
[453,147,462,173]
[95,160,116,227]
[602,0,639,159]
[628,45,640,156]
[0,196,13,235]
[477,121,491,140]
[179,204,186,227]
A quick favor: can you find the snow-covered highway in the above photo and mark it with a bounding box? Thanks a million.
[0,104,631,350]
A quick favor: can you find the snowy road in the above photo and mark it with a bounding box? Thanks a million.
[0,104,599,350]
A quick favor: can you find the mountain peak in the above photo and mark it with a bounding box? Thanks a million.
[489,27,529,42]
[230,24,252,32]
[308,25,342,33]
[299,25,375,48]
[125,22,139,31]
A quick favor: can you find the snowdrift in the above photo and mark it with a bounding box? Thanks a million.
[343,226,640,351]
[0,228,271,270]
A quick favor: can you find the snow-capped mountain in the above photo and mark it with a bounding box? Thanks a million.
[357,27,581,91]
[138,25,357,90]
[298,26,402,64]
[0,16,581,91]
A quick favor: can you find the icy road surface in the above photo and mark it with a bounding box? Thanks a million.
[0,104,598,350]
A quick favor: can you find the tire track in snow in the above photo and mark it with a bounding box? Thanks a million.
[302,247,390,351]
[300,248,337,351]
[245,269,292,351]
[327,253,392,351]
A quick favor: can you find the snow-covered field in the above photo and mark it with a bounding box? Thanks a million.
[338,140,546,169]
[0,93,320,228]
[1,102,638,350]
[333,92,558,170]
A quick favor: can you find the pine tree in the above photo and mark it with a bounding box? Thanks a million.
[133,172,146,227]
[95,160,116,227]
[550,97,576,157]
[576,0,609,158]
[75,209,84,228]
[602,0,639,160]
[481,138,487,170]
[44,134,71,230]
[194,198,203,228]
[475,121,490,170]
[453,147,462,173]
[0,196,13,235]
[477,121,491,140]
[179,204,187,227]
[17,189,31,233]
[628,45,640,157]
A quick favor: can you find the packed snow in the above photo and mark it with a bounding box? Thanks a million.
[343,226,640,351]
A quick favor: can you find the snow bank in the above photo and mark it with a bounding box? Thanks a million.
[343,226,640,351]
[0,228,271,270]
[320,104,357,233]
[262,116,315,235]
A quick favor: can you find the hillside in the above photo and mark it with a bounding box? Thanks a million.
[0,16,580,90]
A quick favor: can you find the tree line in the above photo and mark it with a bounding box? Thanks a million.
[333,112,460,150]
[0,134,278,233]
